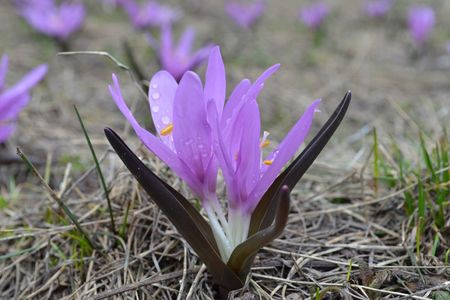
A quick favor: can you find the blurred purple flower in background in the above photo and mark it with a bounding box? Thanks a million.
[151,24,213,82]
[17,0,85,41]
[447,42,450,54]
[299,2,329,30]
[364,0,392,18]
[225,0,265,29]
[120,0,181,29]
[408,5,435,46]
[0,55,47,143]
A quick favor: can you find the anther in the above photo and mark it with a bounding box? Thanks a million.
[160,123,173,136]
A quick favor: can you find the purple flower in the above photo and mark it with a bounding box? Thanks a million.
[299,2,329,30]
[110,46,319,260]
[17,0,85,41]
[120,0,181,29]
[225,0,265,29]
[0,55,47,143]
[408,5,435,46]
[364,0,392,18]
[151,24,213,82]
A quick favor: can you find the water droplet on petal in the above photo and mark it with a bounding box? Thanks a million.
[152,92,160,100]
[152,105,160,112]
[152,83,158,89]
[314,109,321,113]
[161,116,170,125]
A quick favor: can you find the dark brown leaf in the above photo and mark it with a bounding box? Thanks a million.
[227,186,290,278]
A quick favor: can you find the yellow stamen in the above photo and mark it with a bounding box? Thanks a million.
[260,139,270,148]
[160,123,173,136]
[263,159,273,165]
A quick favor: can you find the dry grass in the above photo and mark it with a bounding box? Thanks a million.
[0,0,449,299]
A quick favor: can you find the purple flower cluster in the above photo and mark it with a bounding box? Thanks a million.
[17,0,85,41]
[225,0,265,29]
[364,0,392,18]
[151,24,213,82]
[0,55,47,143]
[299,2,329,30]
[119,0,181,29]
[408,5,435,46]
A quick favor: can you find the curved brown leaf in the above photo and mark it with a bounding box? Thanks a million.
[227,186,290,278]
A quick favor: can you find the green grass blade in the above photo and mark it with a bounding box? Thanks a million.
[373,128,379,193]
[431,233,440,257]
[417,176,426,219]
[416,216,423,257]
[119,198,132,238]
[420,134,437,182]
[404,191,414,216]
[74,105,116,234]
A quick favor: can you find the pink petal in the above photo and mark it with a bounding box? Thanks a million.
[234,99,261,207]
[221,79,252,128]
[148,70,178,151]
[204,46,226,117]
[0,64,47,113]
[247,99,321,211]
[246,63,280,100]
[221,78,251,128]
[109,74,202,193]
[172,71,213,182]
[1,93,30,121]
[0,123,15,143]
[207,99,239,204]
[160,24,173,63]
[220,64,279,159]
[177,27,195,57]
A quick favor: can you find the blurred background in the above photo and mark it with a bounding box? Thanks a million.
[0,0,448,166]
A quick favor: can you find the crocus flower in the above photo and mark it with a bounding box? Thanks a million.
[17,0,85,41]
[225,0,265,29]
[151,24,213,82]
[299,2,329,30]
[120,0,181,29]
[364,0,392,18]
[206,56,320,257]
[408,5,435,46]
[0,55,47,143]
[110,46,319,261]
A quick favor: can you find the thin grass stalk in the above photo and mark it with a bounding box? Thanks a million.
[74,105,117,234]
[373,128,379,193]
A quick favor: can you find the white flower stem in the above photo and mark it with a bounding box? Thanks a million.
[204,204,232,261]
[204,198,252,262]
[228,208,251,249]
[210,197,231,240]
